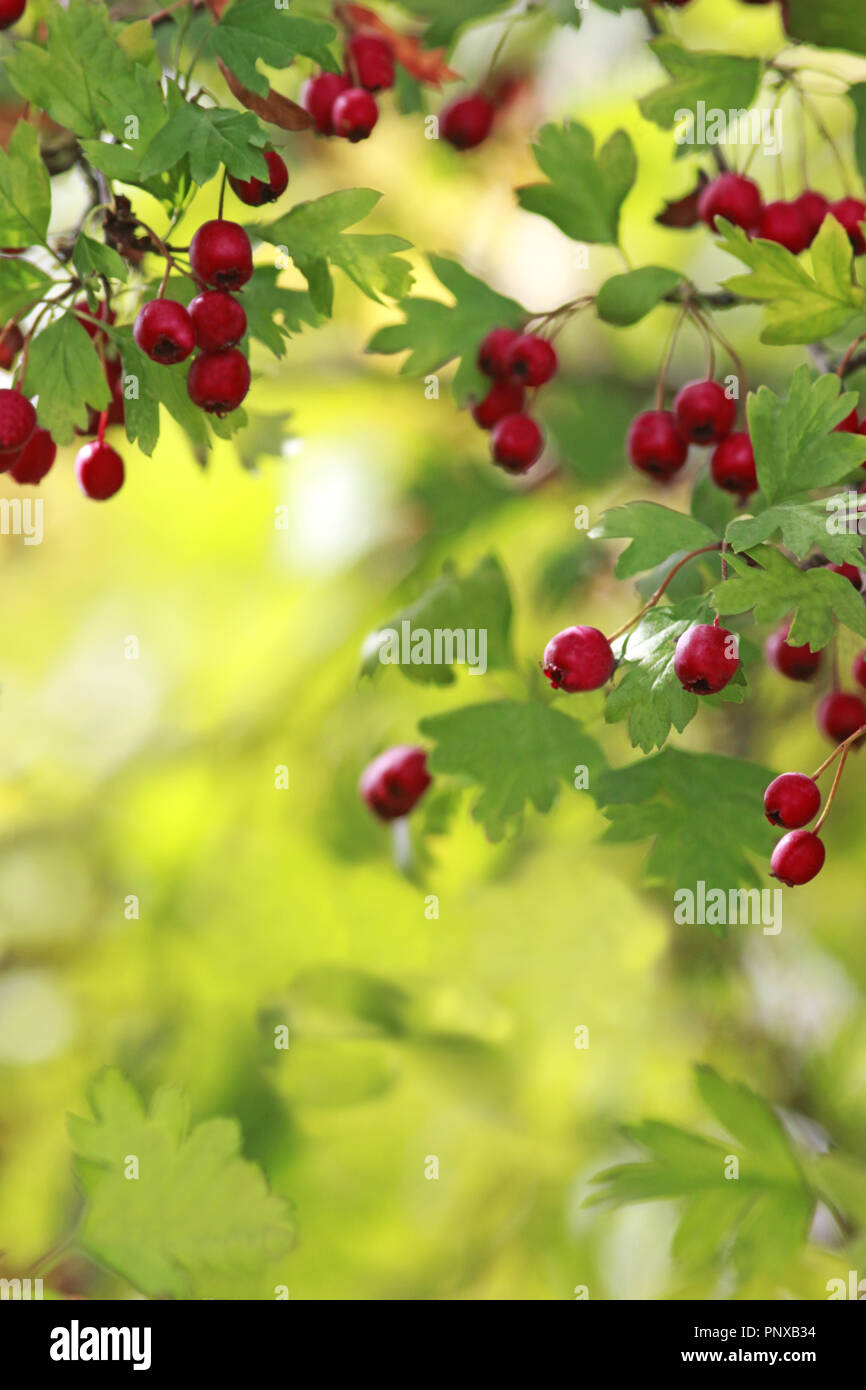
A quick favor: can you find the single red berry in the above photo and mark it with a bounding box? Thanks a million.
[471,380,525,430]
[189,220,253,291]
[756,200,812,254]
[133,298,195,365]
[228,150,289,207]
[75,441,125,500]
[853,649,866,688]
[770,830,825,886]
[302,72,352,135]
[0,388,36,456]
[187,348,251,415]
[674,380,737,446]
[504,333,558,387]
[698,173,763,233]
[827,561,862,590]
[189,290,247,352]
[478,327,521,379]
[710,431,757,495]
[763,772,821,829]
[490,413,544,473]
[0,321,24,369]
[332,87,379,142]
[765,624,822,681]
[360,745,431,821]
[9,426,56,485]
[793,190,830,244]
[0,0,26,30]
[440,93,495,151]
[542,626,616,693]
[831,198,866,255]
[74,299,116,346]
[627,410,688,481]
[674,622,739,694]
[347,33,395,91]
[817,690,866,743]
[834,408,859,433]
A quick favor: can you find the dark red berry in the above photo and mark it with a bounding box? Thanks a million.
[793,190,830,244]
[674,380,737,446]
[360,745,431,821]
[831,198,866,255]
[490,413,544,473]
[347,33,395,91]
[0,321,24,369]
[674,622,739,694]
[627,409,688,480]
[756,200,811,254]
[189,220,253,291]
[302,72,351,135]
[853,649,866,688]
[770,830,825,886]
[189,290,247,352]
[478,327,521,379]
[187,348,251,415]
[765,625,822,681]
[332,87,379,142]
[834,408,859,433]
[0,389,36,455]
[228,150,289,207]
[504,333,558,387]
[818,691,866,743]
[471,380,525,430]
[698,173,763,233]
[75,441,124,500]
[133,298,195,364]
[0,0,26,30]
[440,93,495,151]
[827,561,862,590]
[542,626,616,693]
[710,431,757,495]
[763,772,821,829]
[9,426,56,485]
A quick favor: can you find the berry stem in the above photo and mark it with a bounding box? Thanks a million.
[813,745,850,834]
[217,168,228,221]
[607,544,722,643]
[810,722,866,781]
[655,304,688,410]
[836,334,866,378]
[97,410,108,446]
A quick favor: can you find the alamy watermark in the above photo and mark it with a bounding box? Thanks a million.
[373,622,488,675]
[675,100,783,156]
[0,496,42,545]
[674,882,782,935]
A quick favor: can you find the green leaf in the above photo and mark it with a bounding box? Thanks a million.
[783,0,866,55]
[72,234,129,285]
[746,364,866,506]
[241,267,323,358]
[395,0,512,48]
[639,40,762,134]
[695,1066,804,1183]
[516,121,636,247]
[367,254,526,405]
[541,376,646,484]
[139,85,269,185]
[0,257,53,321]
[713,545,866,649]
[68,1068,295,1299]
[851,84,866,184]
[727,496,866,566]
[596,266,682,326]
[605,598,713,753]
[117,330,210,458]
[419,700,606,841]
[22,316,110,445]
[0,121,52,250]
[589,502,718,578]
[207,0,339,97]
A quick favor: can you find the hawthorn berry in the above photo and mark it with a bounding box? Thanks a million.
[440,93,495,150]
[818,691,866,744]
[9,427,56,485]
[133,299,195,365]
[360,745,431,821]
[189,220,253,291]
[228,150,289,207]
[674,622,739,695]
[471,380,525,430]
[490,413,544,472]
[302,73,351,135]
[710,431,757,495]
[478,327,521,379]
[770,830,826,886]
[504,334,558,388]
[0,388,36,456]
[189,290,247,352]
[827,561,862,590]
[348,34,395,92]
[0,0,26,30]
[332,88,379,142]
[763,772,821,829]
[75,441,125,500]
[793,190,830,243]
[765,624,822,681]
[757,200,811,255]
[853,650,866,688]
[627,410,688,480]
[542,626,616,693]
[831,197,866,255]
[698,172,763,232]
[0,321,24,369]
[187,348,251,415]
[673,380,737,446]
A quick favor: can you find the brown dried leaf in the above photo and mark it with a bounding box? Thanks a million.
[218,60,314,131]
[340,3,459,86]
[655,170,710,229]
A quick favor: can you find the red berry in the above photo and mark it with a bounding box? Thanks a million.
[827,561,862,590]
[189,220,253,291]
[710,431,757,495]
[478,327,521,379]
[504,333,558,387]
[0,0,26,30]
[793,190,830,244]
[9,426,56,485]
[831,198,866,255]
[542,626,616,693]
[853,650,866,688]
[834,408,859,433]
[0,321,24,369]
[347,33,395,92]
[0,388,36,456]
[817,691,866,743]
[133,298,195,365]
[765,625,822,681]
[627,410,688,481]
[75,441,125,500]
[770,830,825,886]
[763,772,821,829]
[471,380,525,430]
[698,173,763,233]
[302,72,351,135]
[674,622,739,694]
[187,348,251,415]
[360,745,431,821]
[228,150,289,207]
[490,413,544,473]
[756,200,811,254]
[674,380,737,446]
[74,299,116,345]
[189,290,247,352]
[332,87,379,142]
[440,93,495,151]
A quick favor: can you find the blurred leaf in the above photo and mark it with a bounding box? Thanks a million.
[207,0,339,96]
[639,40,762,135]
[396,0,512,48]
[713,545,866,649]
[589,501,718,578]
[542,376,645,483]
[72,234,129,284]
[517,121,636,247]
[783,0,866,55]
[0,256,52,318]
[596,266,682,326]
[0,120,51,249]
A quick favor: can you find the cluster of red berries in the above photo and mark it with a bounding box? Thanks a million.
[0,388,56,486]
[541,619,740,699]
[698,171,866,257]
[360,745,431,821]
[303,34,397,144]
[628,379,754,494]
[472,327,557,474]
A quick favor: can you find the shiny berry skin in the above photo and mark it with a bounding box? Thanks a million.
[674,623,739,695]
[674,380,737,446]
[818,691,866,743]
[793,190,830,243]
[187,348,251,415]
[834,408,859,433]
[0,0,26,29]
[332,88,379,142]
[710,431,757,495]
[490,413,544,473]
[763,773,821,829]
[348,34,395,91]
[9,427,56,485]
[542,626,616,693]
[765,625,822,681]
[133,299,195,364]
[478,327,521,379]
[302,72,351,135]
[770,830,825,886]
[189,220,253,291]
[471,380,525,430]
[0,321,24,369]
[698,173,763,233]
[827,561,862,590]
[228,150,289,207]
[360,745,431,821]
[189,290,247,352]
[627,410,688,481]
[831,198,866,255]
[440,93,495,150]
[0,389,36,456]
[853,649,866,688]
[75,441,125,500]
[504,333,558,387]
[757,200,811,254]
